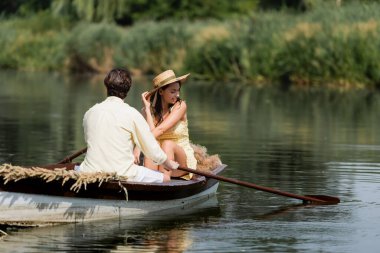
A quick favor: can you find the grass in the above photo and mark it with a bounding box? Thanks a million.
[1,2,380,88]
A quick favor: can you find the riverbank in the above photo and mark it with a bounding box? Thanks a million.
[1,2,380,89]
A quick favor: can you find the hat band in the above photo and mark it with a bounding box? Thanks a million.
[155,75,177,88]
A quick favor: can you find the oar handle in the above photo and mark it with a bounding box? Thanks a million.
[178,167,335,204]
[57,148,339,204]
[58,147,87,164]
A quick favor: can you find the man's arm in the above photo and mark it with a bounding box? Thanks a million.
[132,110,174,167]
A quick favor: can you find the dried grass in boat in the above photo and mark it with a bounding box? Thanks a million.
[0,144,221,191]
[192,143,222,172]
[0,164,127,193]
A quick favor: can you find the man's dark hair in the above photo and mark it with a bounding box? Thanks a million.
[104,68,132,99]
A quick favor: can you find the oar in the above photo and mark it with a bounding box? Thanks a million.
[58,147,87,164]
[178,167,340,205]
[58,148,340,204]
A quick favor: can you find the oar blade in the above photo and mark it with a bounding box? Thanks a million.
[305,195,341,204]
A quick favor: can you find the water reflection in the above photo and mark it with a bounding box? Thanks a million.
[0,196,220,253]
[1,71,380,252]
[0,70,149,165]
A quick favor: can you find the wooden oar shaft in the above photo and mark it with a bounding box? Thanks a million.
[179,167,329,204]
[58,147,87,164]
[57,148,339,204]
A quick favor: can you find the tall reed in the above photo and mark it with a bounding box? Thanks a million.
[2,2,380,88]
[185,2,380,88]
[0,12,70,71]
[119,21,192,74]
[65,22,124,72]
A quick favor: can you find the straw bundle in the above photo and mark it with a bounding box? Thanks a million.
[0,164,127,193]
[192,144,222,172]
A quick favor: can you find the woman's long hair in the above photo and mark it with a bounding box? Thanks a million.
[150,84,182,126]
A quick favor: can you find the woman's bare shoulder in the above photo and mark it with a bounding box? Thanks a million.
[173,100,187,110]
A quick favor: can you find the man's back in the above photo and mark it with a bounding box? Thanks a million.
[78,68,176,183]
[80,96,137,177]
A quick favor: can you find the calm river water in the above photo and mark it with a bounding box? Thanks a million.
[0,70,379,252]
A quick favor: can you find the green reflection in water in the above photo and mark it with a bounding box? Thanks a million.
[1,70,380,252]
[1,72,380,181]
[1,71,380,180]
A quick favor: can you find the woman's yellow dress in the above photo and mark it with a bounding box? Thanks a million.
[157,120,197,179]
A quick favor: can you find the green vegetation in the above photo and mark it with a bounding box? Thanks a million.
[1,1,380,88]
[184,1,380,88]
[1,0,257,24]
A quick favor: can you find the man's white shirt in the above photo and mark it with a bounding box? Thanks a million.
[79,96,167,179]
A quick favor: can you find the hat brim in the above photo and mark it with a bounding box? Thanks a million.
[146,73,190,99]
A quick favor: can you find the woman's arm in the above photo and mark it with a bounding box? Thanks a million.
[141,92,156,131]
[144,107,157,131]
[141,92,187,138]
[151,101,187,138]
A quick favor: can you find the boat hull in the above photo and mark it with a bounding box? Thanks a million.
[0,183,219,226]
[0,164,226,226]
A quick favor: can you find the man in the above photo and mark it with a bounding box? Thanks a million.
[78,68,178,182]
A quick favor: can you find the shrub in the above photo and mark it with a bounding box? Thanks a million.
[65,22,123,72]
[119,21,192,74]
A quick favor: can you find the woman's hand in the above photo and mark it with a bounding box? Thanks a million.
[141,92,151,109]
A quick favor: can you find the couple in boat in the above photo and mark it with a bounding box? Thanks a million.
[77,68,197,183]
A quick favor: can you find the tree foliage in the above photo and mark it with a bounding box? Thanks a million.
[0,0,52,17]
[51,0,129,23]
[1,0,258,25]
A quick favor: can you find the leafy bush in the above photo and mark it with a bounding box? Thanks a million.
[120,21,192,74]
[65,22,123,72]
[0,19,66,71]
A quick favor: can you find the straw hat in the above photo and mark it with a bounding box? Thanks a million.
[147,70,190,98]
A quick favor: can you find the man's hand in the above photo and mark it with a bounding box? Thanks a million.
[163,159,179,170]
[168,160,179,170]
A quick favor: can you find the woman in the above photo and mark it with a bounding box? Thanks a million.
[138,70,197,179]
